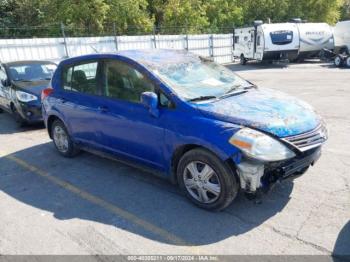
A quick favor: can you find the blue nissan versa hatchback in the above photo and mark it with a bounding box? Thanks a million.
[42,49,327,211]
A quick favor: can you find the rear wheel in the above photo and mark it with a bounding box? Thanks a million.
[177,148,239,211]
[334,55,343,67]
[240,54,247,65]
[345,56,350,68]
[51,119,80,157]
[0,107,3,113]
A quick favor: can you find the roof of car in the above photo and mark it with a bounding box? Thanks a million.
[61,49,201,70]
[3,60,56,67]
[117,49,200,69]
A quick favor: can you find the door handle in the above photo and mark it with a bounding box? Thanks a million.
[98,106,108,113]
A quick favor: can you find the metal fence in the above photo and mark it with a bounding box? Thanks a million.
[0,24,235,64]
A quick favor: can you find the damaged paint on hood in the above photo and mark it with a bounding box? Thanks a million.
[194,88,320,138]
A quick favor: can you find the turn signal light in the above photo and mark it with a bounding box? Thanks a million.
[41,87,53,101]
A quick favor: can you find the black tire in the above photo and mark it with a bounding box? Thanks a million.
[345,56,350,68]
[0,107,3,113]
[177,148,239,211]
[334,55,343,67]
[240,55,247,65]
[51,119,80,157]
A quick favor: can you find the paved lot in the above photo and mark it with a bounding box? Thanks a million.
[0,62,349,255]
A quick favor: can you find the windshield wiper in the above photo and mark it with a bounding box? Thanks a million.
[188,95,217,102]
[223,84,241,95]
[219,89,247,99]
[243,84,257,89]
[219,83,256,99]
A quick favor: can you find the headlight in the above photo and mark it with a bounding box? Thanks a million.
[229,128,296,161]
[16,91,38,102]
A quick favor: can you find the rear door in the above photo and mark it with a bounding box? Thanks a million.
[56,60,106,147]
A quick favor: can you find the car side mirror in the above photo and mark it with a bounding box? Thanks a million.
[141,92,159,118]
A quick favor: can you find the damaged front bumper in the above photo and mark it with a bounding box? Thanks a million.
[236,147,321,194]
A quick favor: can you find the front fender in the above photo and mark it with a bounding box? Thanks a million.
[163,116,243,173]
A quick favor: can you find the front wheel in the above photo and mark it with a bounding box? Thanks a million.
[51,119,80,157]
[177,148,239,211]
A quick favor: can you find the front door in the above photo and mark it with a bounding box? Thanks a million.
[96,59,166,170]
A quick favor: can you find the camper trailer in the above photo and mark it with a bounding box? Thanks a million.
[334,20,350,54]
[293,21,334,60]
[333,20,350,67]
[233,22,299,64]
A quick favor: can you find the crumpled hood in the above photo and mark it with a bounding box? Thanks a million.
[13,80,50,96]
[195,88,320,137]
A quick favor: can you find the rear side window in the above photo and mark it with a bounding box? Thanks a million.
[62,61,100,95]
[103,60,155,103]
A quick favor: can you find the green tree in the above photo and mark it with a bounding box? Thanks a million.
[147,0,168,28]
[205,0,243,31]
[105,0,154,34]
[0,0,15,27]
[52,0,109,33]
[237,0,289,25]
[0,0,347,37]
[286,0,344,24]
[161,0,209,33]
[340,0,350,20]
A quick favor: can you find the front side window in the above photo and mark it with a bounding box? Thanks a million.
[104,60,155,103]
[8,63,56,82]
[151,59,251,101]
[270,30,293,45]
[63,61,99,95]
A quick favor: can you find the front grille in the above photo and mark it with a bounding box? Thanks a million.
[282,125,327,152]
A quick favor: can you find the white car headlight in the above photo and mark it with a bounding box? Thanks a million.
[16,91,38,102]
[229,128,296,162]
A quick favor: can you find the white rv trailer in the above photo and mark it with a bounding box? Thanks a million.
[333,20,350,67]
[233,22,300,64]
[293,22,334,59]
[334,20,350,54]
